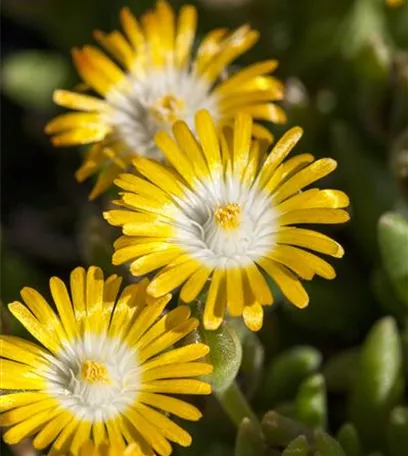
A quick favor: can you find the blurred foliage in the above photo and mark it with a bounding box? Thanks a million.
[1,0,408,455]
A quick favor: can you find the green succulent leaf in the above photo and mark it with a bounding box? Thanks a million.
[185,302,242,394]
[296,374,327,429]
[386,406,408,456]
[378,212,408,309]
[336,423,362,456]
[282,435,310,456]
[1,50,69,110]
[350,317,404,448]
[314,430,346,456]
[235,417,265,456]
[261,346,322,404]
[262,411,313,448]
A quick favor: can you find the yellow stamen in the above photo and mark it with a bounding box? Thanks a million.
[81,360,111,384]
[150,94,185,124]
[215,203,241,230]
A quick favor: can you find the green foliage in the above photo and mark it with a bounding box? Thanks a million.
[2,0,408,455]
[1,50,69,110]
[378,212,408,309]
[260,346,322,405]
[235,418,265,456]
[186,305,243,394]
[336,423,362,456]
[350,317,404,449]
[296,374,327,429]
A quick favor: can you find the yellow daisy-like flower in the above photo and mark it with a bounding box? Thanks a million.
[0,266,212,456]
[45,0,285,200]
[104,111,350,332]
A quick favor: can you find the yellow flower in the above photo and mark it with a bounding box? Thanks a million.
[0,266,212,456]
[104,111,350,332]
[45,0,285,200]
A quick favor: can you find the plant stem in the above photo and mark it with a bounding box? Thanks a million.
[215,380,261,430]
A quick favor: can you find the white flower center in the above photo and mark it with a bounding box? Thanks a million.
[44,334,139,421]
[105,68,219,159]
[175,177,277,268]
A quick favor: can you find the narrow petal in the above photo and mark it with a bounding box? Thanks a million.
[134,402,192,446]
[203,269,226,330]
[258,258,309,308]
[137,392,202,421]
[140,379,211,395]
[138,318,199,363]
[175,5,197,67]
[243,301,264,332]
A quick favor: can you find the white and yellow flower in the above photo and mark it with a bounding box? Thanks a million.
[104,111,350,332]
[0,266,212,456]
[45,0,285,199]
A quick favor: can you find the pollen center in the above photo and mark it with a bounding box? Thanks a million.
[215,203,241,230]
[81,360,111,384]
[150,94,185,124]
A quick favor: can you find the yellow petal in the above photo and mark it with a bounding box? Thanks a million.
[180,265,213,302]
[140,343,210,371]
[273,158,337,203]
[203,269,226,330]
[258,258,309,308]
[258,126,303,188]
[7,302,60,354]
[135,402,192,446]
[0,335,48,368]
[175,5,197,67]
[195,110,222,177]
[72,48,112,96]
[51,125,111,147]
[2,408,61,445]
[136,305,191,351]
[94,30,134,70]
[200,26,259,83]
[277,227,344,258]
[244,264,273,305]
[52,90,107,112]
[155,130,195,186]
[142,362,212,382]
[232,112,253,179]
[278,208,350,226]
[129,248,183,276]
[123,407,171,456]
[132,156,185,197]
[138,318,199,363]
[226,266,244,317]
[49,276,78,340]
[0,392,49,413]
[147,259,201,298]
[138,392,202,421]
[125,294,171,345]
[243,301,264,332]
[33,410,74,450]
[216,60,278,96]
[140,379,211,395]
[120,7,145,50]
